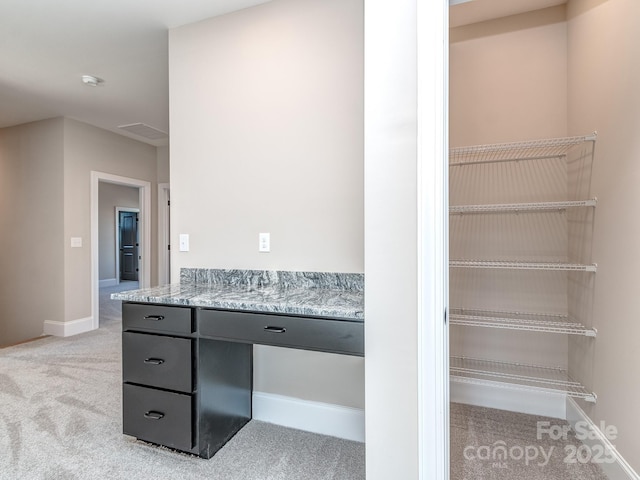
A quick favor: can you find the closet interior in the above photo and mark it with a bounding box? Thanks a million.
[449,133,598,407]
[447,0,640,477]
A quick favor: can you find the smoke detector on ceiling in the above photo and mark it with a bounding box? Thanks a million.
[81,75,104,87]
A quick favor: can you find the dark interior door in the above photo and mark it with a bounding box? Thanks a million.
[120,211,139,281]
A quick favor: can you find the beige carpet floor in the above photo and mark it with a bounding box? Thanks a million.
[451,403,608,479]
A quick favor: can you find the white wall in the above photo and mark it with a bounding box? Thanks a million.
[449,7,570,376]
[98,183,139,281]
[0,118,65,346]
[364,0,424,476]
[0,117,159,344]
[567,0,640,470]
[169,0,364,408]
[157,146,169,184]
[63,118,158,322]
[450,6,568,147]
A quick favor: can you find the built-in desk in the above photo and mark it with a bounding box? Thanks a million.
[113,269,364,458]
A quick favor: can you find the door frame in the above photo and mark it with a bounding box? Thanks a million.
[417,0,449,475]
[91,171,151,330]
[157,183,170,285]
[417,0,449,478]
[115,207,140,284]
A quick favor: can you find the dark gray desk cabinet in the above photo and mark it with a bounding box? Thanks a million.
[122,301,364,458]
[198,308,364,356]
[122,302,252,458]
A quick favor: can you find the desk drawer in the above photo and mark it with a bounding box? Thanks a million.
[123,332,193,393]
[199,309,364,356]
[123,303,193,335]
[123,384,193,452]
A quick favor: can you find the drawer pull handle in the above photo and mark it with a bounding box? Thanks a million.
[144,358,165,365]
[264,326,286,333]
[143,315,165,321]
[144,411,165,420]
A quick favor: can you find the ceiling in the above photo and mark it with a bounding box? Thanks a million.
[0,0,270,146]
[1,0,565,147]
[450,0,567,28]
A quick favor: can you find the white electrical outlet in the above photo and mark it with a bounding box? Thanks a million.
[179,234,190,252]
[70,237,82,248]
[259,232,270,252]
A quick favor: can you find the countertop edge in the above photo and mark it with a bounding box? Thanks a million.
[111,285,364,322]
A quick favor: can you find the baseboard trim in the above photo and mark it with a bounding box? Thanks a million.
[43,317,95,337]
[450,381,566,418]
[566,398,640,480]
[99,278,118,288]
[252,392,365,443]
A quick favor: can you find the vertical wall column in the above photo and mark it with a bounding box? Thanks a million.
[364,0,448,478]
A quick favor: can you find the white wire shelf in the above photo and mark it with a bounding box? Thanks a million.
[450,199,597,214]
[450,356,597,403]
[449,133,596,167]
[450,260,597,272]
[449,308,596,337]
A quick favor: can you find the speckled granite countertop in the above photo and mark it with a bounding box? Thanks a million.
[111,269,364,321]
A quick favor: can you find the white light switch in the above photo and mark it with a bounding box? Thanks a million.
[259,233,270,252]
[179,234,190,252]
[70,237,82,248]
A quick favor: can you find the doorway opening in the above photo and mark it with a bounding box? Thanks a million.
[91,171,151,330]
[116,208,140,283]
